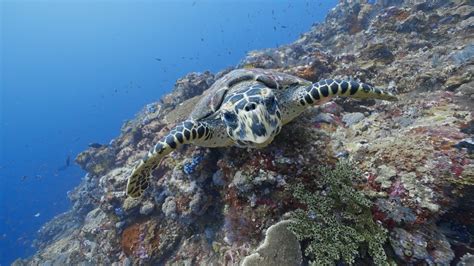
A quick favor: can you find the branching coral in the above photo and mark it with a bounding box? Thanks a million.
[287,161,388,265]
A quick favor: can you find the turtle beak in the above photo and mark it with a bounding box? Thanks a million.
[240,98,282,146]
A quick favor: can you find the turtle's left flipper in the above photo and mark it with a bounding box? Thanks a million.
[297,79,398,106]
[126,120,212,198]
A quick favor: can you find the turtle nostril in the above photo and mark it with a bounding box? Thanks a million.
[245,103,257,112]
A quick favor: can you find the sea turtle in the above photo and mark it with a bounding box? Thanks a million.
[126,68,397,198]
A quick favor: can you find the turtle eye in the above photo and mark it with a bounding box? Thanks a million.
[264,96,277,113]
[265,97,275,106]
[223,112,237,123]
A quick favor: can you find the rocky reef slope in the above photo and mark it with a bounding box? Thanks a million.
[14,0,473,265]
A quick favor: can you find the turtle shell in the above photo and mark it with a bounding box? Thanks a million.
[188,68,311,121]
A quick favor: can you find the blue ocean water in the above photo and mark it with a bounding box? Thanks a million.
[0,1,337,264]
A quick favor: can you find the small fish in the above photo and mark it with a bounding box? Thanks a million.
[34,213,40,217]
[88,143,104,149]
[57,155,71,171]
[21,175,28,181]
[154,58,162,61]
[281,25,287,29]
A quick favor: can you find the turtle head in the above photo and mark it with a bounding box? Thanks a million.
[220,84,282,148]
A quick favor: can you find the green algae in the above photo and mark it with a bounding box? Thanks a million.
[287,161,388,265]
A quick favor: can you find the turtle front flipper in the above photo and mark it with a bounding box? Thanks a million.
[297,79,398,106]
[126,120,212,198]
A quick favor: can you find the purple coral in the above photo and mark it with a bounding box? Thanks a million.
[114,207,125,218]
[136,229,149,259]
[183,154,204,175]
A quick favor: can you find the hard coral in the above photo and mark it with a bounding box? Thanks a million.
[75,146,116,176]
[242,220,302,266]
[287,161,388,265]
[121,223,140,256]
[121,219,186,263]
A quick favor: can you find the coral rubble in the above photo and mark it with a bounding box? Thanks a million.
[14,0,474,265]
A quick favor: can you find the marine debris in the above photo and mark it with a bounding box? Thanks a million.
[13,0,474,265]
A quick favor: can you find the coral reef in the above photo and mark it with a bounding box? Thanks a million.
[14,0,474,265]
